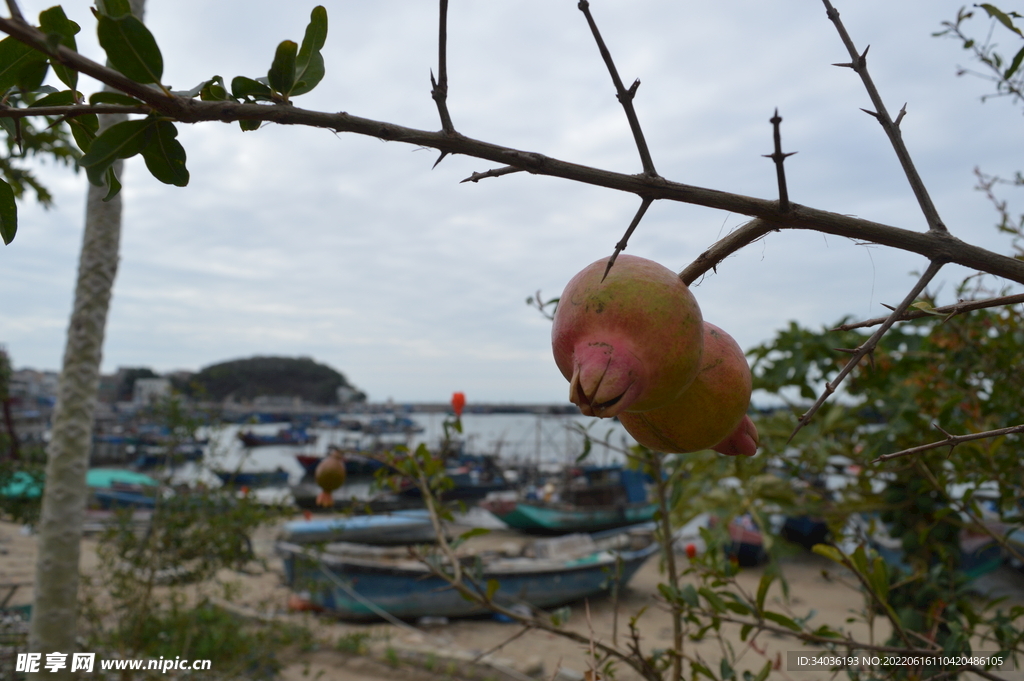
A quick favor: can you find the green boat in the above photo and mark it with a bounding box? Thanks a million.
[481,465,656,534]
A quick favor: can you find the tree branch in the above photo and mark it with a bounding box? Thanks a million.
[764,109,796,212]
[3,16,1024,286]
[832,292,1024,331]
[873,423,1024,463]
[791,259,944,440]
[577,0,658,178]
[603,197,652,281]
[823,0,947,234]
[430,0,455,136]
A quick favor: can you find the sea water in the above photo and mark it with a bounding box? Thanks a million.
[181,411,638,490]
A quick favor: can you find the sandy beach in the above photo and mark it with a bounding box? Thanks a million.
[3,516,1024,681]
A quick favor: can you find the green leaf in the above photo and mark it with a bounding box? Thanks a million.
[238,119,261,132]
[39,6,80,90]
[739,623,753,641]
[0,36,49,93]
[141,121,188,187]
[979,4,1023,36]
[0,179,17,245]
[762,610,802,632]
[101,166,122,201]
[68,114,99,153]
[267,40,298,96]
[95,0,132,19]
[291,5,327,97]
[679,583,699,608]
[485,578,500,601]
[755,570,773,612]
[80,118,154,180]
[231,76,273,101]
[200,76,231,102]
[97,13,163,84]
[753,661,772,681]
[89,91,144,106]
[28,89,80,107]
[1005,45,1024,79]
[811,543,845,565]
[457,527,491,542]
[698,587,727,613]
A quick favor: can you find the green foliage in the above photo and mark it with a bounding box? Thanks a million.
[179,355,364,404]
[936,3,1024,105]
[0,4,331,240]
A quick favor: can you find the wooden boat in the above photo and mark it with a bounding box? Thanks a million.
[214,467,291,488]
[480,465,656,534]
[277,523,659,621]
[237,427,317,447]
[278,509,439,545]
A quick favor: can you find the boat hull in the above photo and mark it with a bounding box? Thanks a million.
[486,500,657,534]
[278,527,658,621]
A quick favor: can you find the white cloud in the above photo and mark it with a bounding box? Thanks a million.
[3,0,1022,403]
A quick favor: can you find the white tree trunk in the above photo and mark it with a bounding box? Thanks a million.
[28,3,145,676]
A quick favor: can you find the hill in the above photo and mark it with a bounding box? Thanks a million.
[177,356,365,405]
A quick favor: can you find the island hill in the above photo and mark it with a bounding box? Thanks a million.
[99,355,367,408]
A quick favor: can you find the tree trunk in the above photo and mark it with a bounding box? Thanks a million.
[28,2,145,676]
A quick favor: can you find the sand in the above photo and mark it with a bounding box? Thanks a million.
[3,517,1024,681]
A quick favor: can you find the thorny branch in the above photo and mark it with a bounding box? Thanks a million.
[2,15,1024,286]
[577,0,657,178]
[764,109,796,212]
[603,198,652,281]
[832,292,1024,331]
[791,259,944,440]
[823,0,948,234]
[430,0,454,170]
[874,423,1024,463]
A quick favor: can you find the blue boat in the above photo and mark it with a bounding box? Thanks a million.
[278,510,438,545]
[481,465,655,534]
[277,523,659,621]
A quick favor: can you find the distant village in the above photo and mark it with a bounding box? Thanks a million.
[5,359,577,465]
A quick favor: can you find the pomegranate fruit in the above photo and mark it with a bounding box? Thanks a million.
[711,414,759,457]
[552,255,704,417]
[314,448,347,507]
[619,322,753,453]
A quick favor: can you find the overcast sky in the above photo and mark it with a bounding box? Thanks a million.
[2,1,1023,404]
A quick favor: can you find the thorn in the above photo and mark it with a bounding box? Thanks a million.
[860,108,881,120]
[860,45,870,64]
[628,79,640,96]
[834,348,858,355]
[933,423,954,439]
[881,303,896,311]
[601,251,620,282]
[832,61,857,69]
[894,104,907,128]
[433,151,449,169]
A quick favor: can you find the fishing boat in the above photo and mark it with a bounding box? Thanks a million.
[480,465,656,534]
[394,453,511,502]
[277,522,659,621]
[278,509,439,545]
[363,414,424,436]
[86,468,161,510]
[237,427,317,447]
[214,467,291,488]
[295,451,385,479]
